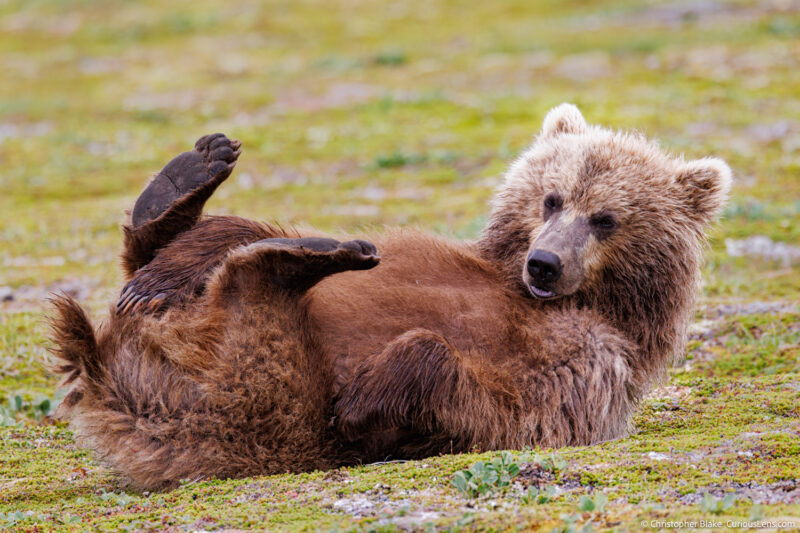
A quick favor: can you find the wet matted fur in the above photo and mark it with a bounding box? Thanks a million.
[49,105,731,489]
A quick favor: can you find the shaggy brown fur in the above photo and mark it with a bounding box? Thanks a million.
[50,105,731,489]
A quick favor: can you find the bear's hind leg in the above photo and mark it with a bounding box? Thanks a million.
[170,237,382,480]
[116,217,279,316]
[121,133,241,276]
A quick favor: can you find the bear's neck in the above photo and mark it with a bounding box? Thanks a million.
[478,217,702,390]
[575,247,700,390]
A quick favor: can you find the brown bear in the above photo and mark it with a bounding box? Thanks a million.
[50,104,731,489]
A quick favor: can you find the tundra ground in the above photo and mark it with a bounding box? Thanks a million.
[0,0,798,530]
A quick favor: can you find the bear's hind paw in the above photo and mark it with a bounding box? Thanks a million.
[131,133,241,228]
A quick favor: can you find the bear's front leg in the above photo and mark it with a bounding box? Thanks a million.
[334,315,638,458]
[208,237,380,302]
[334,329,522,455]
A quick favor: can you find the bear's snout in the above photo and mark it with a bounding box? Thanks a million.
[524,214,590,300]
[527,249,562,285]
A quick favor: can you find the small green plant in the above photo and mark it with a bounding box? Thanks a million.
[371,151,428,169]
[0,392,61,425]
[577,492,608,513]
[648,398,680,412]
[31,394,56,420]
[451,451,521,498]
[522,451,568,474]
[0,396,21,426]
[373,49,407,66]
[117,520,161,532]
[98,490,135,507]
[59,513,81,525]
[749,504,765,521]
[521,485,557,504]
[1,510,47,526]
[700,493,735,515]
[551,514,593,533]
[443,513,474,532]
[1,511,26,526]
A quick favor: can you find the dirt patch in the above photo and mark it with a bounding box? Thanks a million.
[611,0,800,29]
[703,301,799,319]
[647,385,693,401]
[684,301,799,366]
[327,488,451,527]
[331,494,385,517]
[726,236,800,267]
[552,52,612,82]
[270,83,380,114]
[0,121,52,144]
[0,278,103,312]
[323,469,349,483]
[679,480,800,505]
[516,464,556,488]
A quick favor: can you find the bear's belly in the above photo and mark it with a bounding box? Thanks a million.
[306,230,539,395]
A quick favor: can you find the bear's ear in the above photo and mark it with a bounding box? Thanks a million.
[677,157,732,223]
[541,103,587,137]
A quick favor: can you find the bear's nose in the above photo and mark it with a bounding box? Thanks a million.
[527,250,562,283]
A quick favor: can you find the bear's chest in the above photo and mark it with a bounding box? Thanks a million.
[308,271,544,396]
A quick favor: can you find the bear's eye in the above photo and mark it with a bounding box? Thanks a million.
[543,193,562,213]
[590,213,617,232]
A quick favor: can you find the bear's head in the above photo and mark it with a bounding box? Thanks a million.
[479,103,731,373]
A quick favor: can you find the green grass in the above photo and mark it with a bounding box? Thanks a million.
[1,0,799,530]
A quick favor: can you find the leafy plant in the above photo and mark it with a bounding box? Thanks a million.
[373,49,407,66]
[700,493,735,515]
[749,504,765,521]
[443,513,475,532]
[118,520,162,532]
[521,451,568,474]
[578,492,608,513]
[452,451,521,498]
[59,513,81,525]
[1,511,26,525]
[98,490,135,507]
[1,510,47,526]
[521,485,557,505]
[0,395,21,426]
[371,151,428,169]
[0,392,61,426]
[550,514,593,533]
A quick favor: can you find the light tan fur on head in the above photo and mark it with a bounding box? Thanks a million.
[480,103,731,383]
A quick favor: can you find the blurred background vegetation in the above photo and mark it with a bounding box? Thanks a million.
[0,0,798,530]
[1,0,798,296]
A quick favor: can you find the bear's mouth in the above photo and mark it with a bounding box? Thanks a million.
[529,285,557,299]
